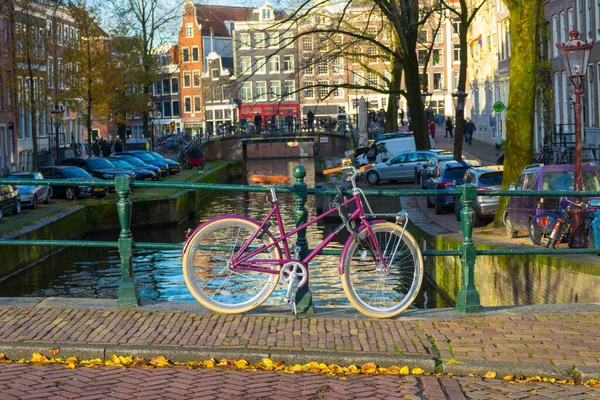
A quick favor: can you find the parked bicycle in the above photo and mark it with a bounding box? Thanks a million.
[181,160,424,318]
[538,197,600,249]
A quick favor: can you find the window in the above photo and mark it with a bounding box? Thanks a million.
[434,30,442,43]
[182,47,189,62]
[261,7,272,20]
[194,96,201,112]
[317,80,328,98]
[269,55,280,73]
[302,36,313,52]
[418,50,427,66]
[255,56,266,74]
[303,81,314,98]
[239,33,250,49]
[418,30,427,43]
[366,44,377,59]
[163,101,171,117]
[183,72,191,88]
[367,72,378,86]
[48,57,54,88]
[283,80,295,100]
[254,32,265,48]
[193,71,200,87]
[332,80,343,98]
[283,55,294,72]
[433,73,443,90]
[432,49,442,66]
[192,47,199,62]
[367,26,377,38]
[186,23,193,38]
[162,78,170,95]
[241,82,252,101]
[57,24,62,45]
[420,73,428,90]
[282,32,294,47]
[270,81,281,99]
[211,68,219,79]
[268,31,279,47]
[240,56,251,74]
[334,34,343,47]
[171,77,179,94]
[255,81,267,101]
[184,97,191,113]
[453,19,461,35]
[172,101,180,117]
[454,44,460,62]
[317,59,328,75]
[332,58,343,75]
[352,72,364,86]
[304,63,314,75]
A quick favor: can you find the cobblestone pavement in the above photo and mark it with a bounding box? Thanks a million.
[0,363,599,400]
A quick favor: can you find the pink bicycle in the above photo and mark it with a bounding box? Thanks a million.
[181,163,423,318]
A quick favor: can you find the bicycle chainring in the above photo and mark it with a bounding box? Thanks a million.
[280,262,308,288]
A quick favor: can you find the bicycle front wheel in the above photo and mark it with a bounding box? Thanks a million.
[341,222,423,318]
[182,217,281,314]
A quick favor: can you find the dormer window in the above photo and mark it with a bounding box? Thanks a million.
[260,5,273,21]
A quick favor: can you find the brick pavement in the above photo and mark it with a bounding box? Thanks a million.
[0,302,599,381]
[0,363,599,399]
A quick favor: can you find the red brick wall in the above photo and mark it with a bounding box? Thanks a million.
[178,3,204,126]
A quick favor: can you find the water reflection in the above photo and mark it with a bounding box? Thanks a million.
[0,159,450,309]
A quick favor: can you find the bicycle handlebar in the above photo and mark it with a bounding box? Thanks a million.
[323,167,342,175]
[323,164,374,176]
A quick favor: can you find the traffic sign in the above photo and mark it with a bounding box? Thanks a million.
[493,101,505,112]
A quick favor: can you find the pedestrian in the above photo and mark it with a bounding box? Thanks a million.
[407,119,413,132]
[240,115,247,134]
[307,110,315,133]
[399,109,405,126]
[92,138,101,157]
[366,143,377,164]
[114,137,123,153]
[101,138,111,157]
[428,120,436,139]
[444,116,454,138]
[376,141,389,163]
[270,114,276,133]
[286,113,293,133]
[464,119,476,145]
[254,112,262,134]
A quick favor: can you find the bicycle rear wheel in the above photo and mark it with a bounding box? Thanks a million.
[182,217,281,314]
[341,222,423,318]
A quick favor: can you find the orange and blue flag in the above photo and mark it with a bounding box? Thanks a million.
[469,34,482,46]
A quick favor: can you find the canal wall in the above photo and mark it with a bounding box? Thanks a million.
[0,162,244,281]
[407,213,600,308]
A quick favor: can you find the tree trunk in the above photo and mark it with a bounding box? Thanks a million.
[494,0,540,226]
[385,58,403,134]
[403,56,429,150]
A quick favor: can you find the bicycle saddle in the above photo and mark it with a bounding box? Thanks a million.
[250,175,290,184]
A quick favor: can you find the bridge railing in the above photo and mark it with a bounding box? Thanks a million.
[1,169,599,313]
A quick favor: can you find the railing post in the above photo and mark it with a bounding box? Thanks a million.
[293,165,315,314]
[115,175,140,306]
[455,184,482,313]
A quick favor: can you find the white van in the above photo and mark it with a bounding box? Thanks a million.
[354,135,436,166]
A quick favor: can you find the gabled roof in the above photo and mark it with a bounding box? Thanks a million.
[195,4,254,37]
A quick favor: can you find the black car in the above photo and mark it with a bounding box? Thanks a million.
[0,184,21,221]
[110,154,162,177]
[61,157,136,181]
[108,157,158,181]
[39,166,107,200]
[148,151,180,174]
[116,151,168,176]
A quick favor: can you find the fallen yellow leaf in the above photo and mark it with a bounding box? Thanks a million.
[503,375,515,381]
[411,367,425,375]
[483,371,497,379]
[399,366,410,375]
[150,356,171,367]
[49,348,60,356]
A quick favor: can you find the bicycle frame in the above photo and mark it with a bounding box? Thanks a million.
[228,192,385,277]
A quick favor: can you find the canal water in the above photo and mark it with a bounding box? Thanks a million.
[0,159,451,310]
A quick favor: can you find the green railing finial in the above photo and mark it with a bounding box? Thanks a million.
[455,184,482,313]
[115,175,140,307]
[293,164,314,314]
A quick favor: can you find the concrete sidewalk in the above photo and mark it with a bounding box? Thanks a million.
[432,127,502,166]
[1,298,599,381]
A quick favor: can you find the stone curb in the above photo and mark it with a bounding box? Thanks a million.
[5,340,600,381]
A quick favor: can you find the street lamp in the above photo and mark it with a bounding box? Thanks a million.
[451,89,468,160]
[556,26,595,248]
[50,104,64,166]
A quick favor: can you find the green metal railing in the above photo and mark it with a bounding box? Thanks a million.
[1,168,600,313]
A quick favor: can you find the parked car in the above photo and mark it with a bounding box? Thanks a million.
[504,163,600,244]
[107,157,158,181]
[110,154,162,177]
[453,166,504,223]
[39,166,107,200]
[116,151,168,176]
[365,150,446,185]
[354,135,436,167]
[148,151,180,174]
[374,132,413,143]
[424,160,476,215]
[60,157,136,181]
[0,184,21,221]
[419,152,479,188]
[9,171,52,208]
